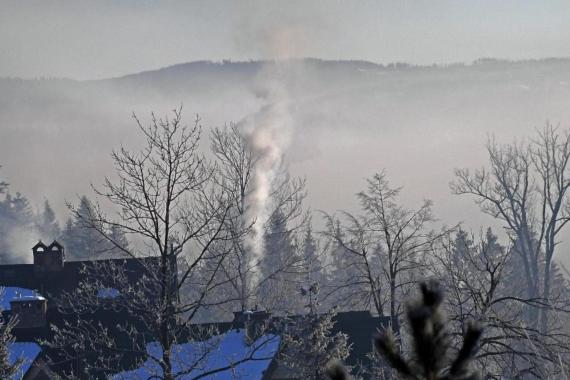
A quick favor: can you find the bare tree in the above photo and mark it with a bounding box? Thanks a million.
[49,108,251,379]
[323,172,451,332]
[433,229,570,378]
[209,123,307,314]
[452,124,570,333]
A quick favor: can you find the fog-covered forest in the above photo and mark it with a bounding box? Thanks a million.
[3,2,570,379]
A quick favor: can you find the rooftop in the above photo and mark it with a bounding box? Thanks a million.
[111,330,280,380]
[1,287,44,310]
[8,342,42,380]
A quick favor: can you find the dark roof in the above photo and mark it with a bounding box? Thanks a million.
[331,310,392,367]
[1,256,160,379]
[1,254,389,379]
[0,257,159,303]
[31,241,47,251]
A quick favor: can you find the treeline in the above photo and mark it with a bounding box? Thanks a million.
[0,179,127,262]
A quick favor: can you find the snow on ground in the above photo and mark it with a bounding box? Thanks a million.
[8,342,42,380]
[112,330,280,380]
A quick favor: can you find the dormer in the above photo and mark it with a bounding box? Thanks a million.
[48,240,64,256]
[32,241,47,255]
[33,240,65,276]
[10,294,47,329]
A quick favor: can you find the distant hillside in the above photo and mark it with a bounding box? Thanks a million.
[2,57,570,243]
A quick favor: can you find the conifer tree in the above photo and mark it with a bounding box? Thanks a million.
[302,218,325,288]
[260,209,297,277]
[36,200,61,241]
[0,191,34,263]
[259,208,303,312]
[326,220,364,311]
[327,281,482,380]
[61,196,105,259]
[281,282,350,380]
[105,224,130,258]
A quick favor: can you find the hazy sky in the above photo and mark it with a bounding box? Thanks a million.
[2,0,570,80]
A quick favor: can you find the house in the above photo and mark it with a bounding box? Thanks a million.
[109,310,392,380]
[1,242,392,379]
[261,310,392,379]
[0,240,160,379]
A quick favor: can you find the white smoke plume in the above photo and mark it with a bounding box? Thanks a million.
[6,225,41,264]
[242,27,302,288]
[244,86,292,277]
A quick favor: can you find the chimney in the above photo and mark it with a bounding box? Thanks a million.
[233,309,271,340]
[33,240,65,276]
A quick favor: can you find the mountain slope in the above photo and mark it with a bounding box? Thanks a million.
[2,58,570,237]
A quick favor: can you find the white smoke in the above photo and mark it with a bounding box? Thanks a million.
[6,225,41,264]
[243,87,292,277]
[242,27,302,287]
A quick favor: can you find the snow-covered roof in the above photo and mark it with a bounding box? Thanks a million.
[97,287,121,299]
[1,287,44,310]
[8,342,42,380]
[112,330,280,380]
[10,295,46,303]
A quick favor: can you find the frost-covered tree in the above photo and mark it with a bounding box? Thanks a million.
[258,208,303,312]
[209,124,307,315]
[301,218,325,293]
[280,280,350,379]
[48,108,250,379]
[324,219,367,312]
[323,172,451,331]
[434,229,570,378]
[452,124,570,333]
[0,289,22,379]
[281,310,350,379]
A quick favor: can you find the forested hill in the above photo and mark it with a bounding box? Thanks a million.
[4,58,570,105]
[3,57,570,236]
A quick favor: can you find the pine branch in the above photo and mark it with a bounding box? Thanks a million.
[326,281,483,380]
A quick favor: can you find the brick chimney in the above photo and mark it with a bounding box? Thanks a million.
[233,309,271,340]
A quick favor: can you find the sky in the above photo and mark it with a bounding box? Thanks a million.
[1,0,570,79]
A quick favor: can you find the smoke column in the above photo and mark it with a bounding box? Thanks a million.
[243,27,302,289]
[244,76,293,285]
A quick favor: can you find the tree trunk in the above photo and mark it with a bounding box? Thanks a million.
[541,257,553,334]
[390,275,399,335]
